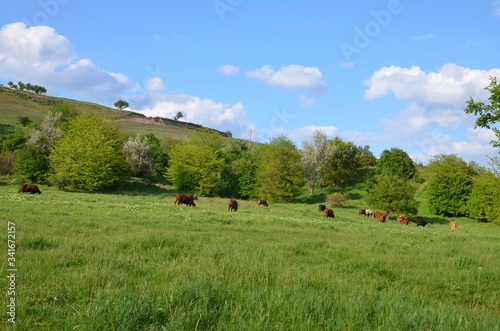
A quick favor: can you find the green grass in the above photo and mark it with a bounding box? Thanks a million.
[0,179,499,330]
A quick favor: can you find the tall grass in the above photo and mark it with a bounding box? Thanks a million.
[0,181,499,330]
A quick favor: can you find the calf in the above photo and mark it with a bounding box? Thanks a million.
[257,199,268,207]
[417,216,429,227]
[228,199,238,212]
[324,208,335,218]
[18,183,42,194]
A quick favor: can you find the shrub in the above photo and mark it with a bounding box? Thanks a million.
[326,192,350,208]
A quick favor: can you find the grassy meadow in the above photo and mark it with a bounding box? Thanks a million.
[1,179,499,330]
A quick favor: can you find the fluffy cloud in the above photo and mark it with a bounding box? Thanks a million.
[217,64,240,76]
[0,22,135,103]
[147,77,165,91]
[247,65,329,95]
[364,64,500,104]
[299,95,316,107]
[137,93,252,136]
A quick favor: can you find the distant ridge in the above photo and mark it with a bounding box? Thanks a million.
[116,112,232,138]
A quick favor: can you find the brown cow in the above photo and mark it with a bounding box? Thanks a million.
[324,208,335,218]
[397,215,405,223]
[401,217,411,225]
[365,209,374,217]
[228,199,238,212]
[174,193,197,207]
[257,199,268,207]
[375,211,388,222]
[359,209,366,216]
[18,183,42,194]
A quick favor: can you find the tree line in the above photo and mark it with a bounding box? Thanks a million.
[7,81,47,94]
[1,78,499,224]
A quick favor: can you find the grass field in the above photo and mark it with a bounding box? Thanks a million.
[1,178,499,330]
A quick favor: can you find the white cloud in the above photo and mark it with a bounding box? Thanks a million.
[288,125,338,139]
[411,33,435,40]
[299,95,316,107]
[0,22,135,104]
[364,63,500,104]
[136,93,252,136]
[247,64,329,95]
[147,77,165,91]
[217,64,240,76]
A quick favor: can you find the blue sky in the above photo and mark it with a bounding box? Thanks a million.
[1,0,499,166]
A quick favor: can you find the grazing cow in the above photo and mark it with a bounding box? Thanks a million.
[397,215,405,223]
[401,217,410,225]
[228,199,238,212]
[257,199,268,207]
[318,204,327,212]
[18,183,42,194]
[174,193,197,207]
[324,208,335,218]
[359,209,366,216]
[375,211,388,222]
[416,216,429,227]
[365,209,374,217]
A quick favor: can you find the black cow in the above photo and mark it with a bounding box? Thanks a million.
[417,216,429,227]
[18,183,42,194]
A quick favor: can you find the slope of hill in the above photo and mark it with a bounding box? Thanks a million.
[0,87,231,139]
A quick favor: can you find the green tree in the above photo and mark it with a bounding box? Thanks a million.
[114,100,129,110]
[366,175,419,218]
[425,154,477,216]
[49,112,126,191]
[174,111,183,121]
[165,129,225,195]
[466,169,500,224]
[465,76,500,148]
[255,136,305,202]
[321,137,361,187]
[15,145,50,183]
[377,147,416,179]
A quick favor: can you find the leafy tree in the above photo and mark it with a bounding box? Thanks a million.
[0,128,28,153]
[114,100,129,110]
[49,112,126,191]
[464,76,500,148]
[255,136,305,202]
[174,111,183,121]
[15,145,50,183]
[143,134,170,175]
[425,154,477,216]
[165,129,225,195]
[326,192,350,208]
[301,130,333,195]
[7,81,17,89]
[122,134,157,177]
[321,137,361,187]
[18,81,26,90]
[466,169,500,224]
[377,147,416,179]
[28,112,63,155]
[358,145,377,168]
[366,175,419,217]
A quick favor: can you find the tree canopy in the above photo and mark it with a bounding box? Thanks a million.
[49,112,126,191]
[377,147,416,179]
[465,76,500,148]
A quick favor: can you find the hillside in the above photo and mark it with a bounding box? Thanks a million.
[0,87,231,139]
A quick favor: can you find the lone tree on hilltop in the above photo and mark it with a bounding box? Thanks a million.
[173,111,183,121]
[114,100,129,110]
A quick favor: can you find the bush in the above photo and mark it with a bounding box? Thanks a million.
[326,192,350,208]
[0,152,15,175]
[15,145,50,182]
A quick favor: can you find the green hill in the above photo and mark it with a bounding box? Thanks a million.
[0,86,231,140]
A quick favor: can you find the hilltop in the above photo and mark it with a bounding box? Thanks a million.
[0,87,232,139]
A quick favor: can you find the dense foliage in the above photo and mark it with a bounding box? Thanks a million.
[49,112,126,191]
[377,147,416,179]
[366,175,419,216]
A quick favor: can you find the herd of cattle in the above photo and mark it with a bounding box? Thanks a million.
[17,184,429,226]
